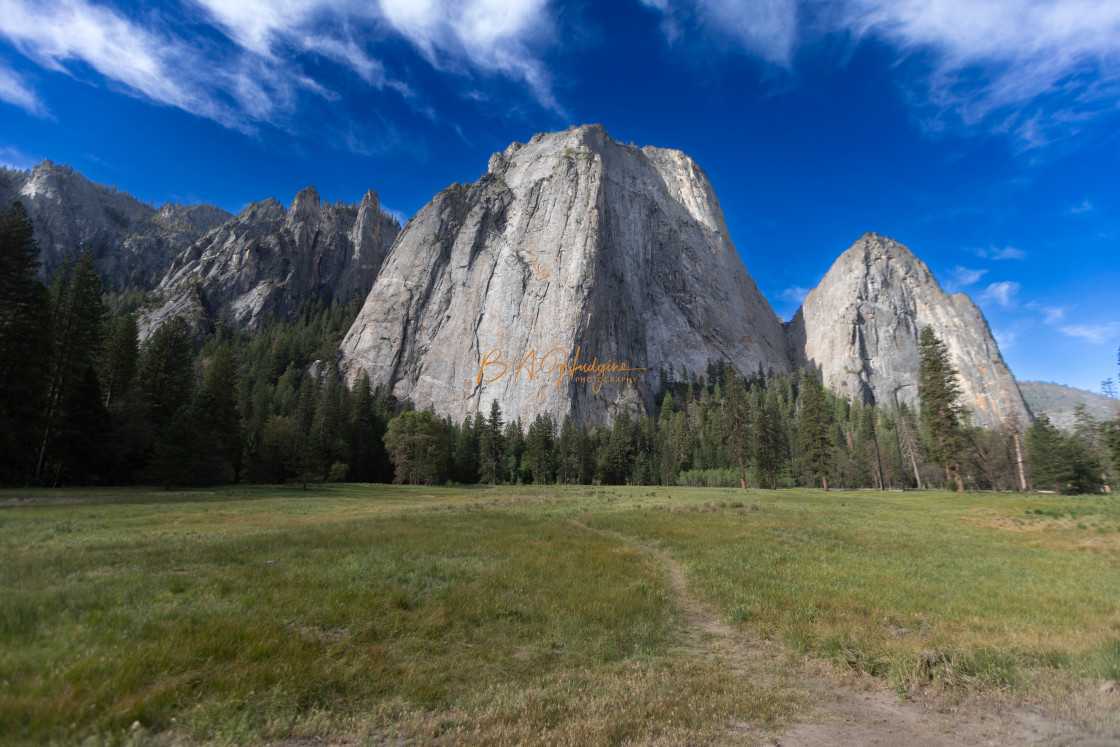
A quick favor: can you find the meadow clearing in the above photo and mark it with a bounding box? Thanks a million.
[1,485,1118,745]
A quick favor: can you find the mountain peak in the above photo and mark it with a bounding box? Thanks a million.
[789,233,1030,428]
[340,128,787,426]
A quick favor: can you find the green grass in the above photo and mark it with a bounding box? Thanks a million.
[1,485,1117,744]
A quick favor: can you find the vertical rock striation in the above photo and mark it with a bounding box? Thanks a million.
[786,232,1032,429]
[138,187,398,341]
[339,124,789,426]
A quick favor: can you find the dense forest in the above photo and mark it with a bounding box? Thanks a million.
[2,200,1119,493]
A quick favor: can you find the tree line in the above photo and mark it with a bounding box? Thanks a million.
[2,201,1118,493]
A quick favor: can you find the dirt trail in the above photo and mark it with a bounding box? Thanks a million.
[571,519,1117,746]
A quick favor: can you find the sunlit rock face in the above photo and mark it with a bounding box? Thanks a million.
[139,187,398,341]
[339,124,789,425]
[786,232,1032,429]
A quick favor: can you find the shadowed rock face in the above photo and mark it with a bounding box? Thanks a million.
[1,160,231,290]
[138,187,399,342]
[786,232,1032,429]
[339,124,790,426]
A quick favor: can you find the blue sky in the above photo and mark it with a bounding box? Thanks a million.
[1,0,1118,393]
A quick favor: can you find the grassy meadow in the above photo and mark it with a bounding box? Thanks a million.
[1,484,1118,744]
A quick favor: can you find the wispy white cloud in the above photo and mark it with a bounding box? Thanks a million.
[1041,306,1065,324]
[979,279,1020,308]
[949,265,987,288]
[778,284,810,304]
[0,143,37,170]
[379,0,560,112]
[641,0,1120,148]
[993,327,1018,350]
[1060,322,1120,344]
[0,59,46,115]
[0,0,269,132]
[639,0,800,66]
[1069,199,1092,214]
[973,245,1026,260]
[0,0,561,138]
[1025,300,1067,324]
[381,205,409,226]
[837,0,1120,147]
[990,246,1026,260]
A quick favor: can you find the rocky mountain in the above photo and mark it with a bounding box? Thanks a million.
[1,160,230,290]
[139,186,398,341]
[339,124,789,426]
[786,233,1032,429]
[1019,381,1117,432]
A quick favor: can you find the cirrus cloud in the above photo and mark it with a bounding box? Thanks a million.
[1059,322,1120,344]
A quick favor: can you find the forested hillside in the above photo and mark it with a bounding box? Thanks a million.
[2,201,1118,493]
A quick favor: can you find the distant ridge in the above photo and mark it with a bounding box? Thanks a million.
[1018,381,1117,432]
[1,160,230,290]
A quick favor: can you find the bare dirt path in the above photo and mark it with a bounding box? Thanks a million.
[571,519,1118,746]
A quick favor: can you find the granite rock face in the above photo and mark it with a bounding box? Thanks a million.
[138,187,398,341]
[339,124,789,426]
[1,160,230,290]
[787,233,1032,429]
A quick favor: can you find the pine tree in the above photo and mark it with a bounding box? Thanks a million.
[599,410,635,485]
[754,386,787,490]
[478,399,504,483]
[349,372,390,482]
[556,414,574,484]
[195,345,243,482]
[918,327,965,492]
[896,401,923,489]
[798,373,834,490]
[0,201,52,484]
[36,247,106,483]
[859,404,885,490]
[452,412,480,483]
[100,313,138,407]
[525,412,555,484]
[724,370,752,489]
[138,316,194,429]
[503,417,525,484]
[1026,414,1066,492]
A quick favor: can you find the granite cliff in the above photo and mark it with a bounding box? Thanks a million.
[786,233,1032,429]
[139,186,398,341]
[338,124,789,425]
[0,161,230,290]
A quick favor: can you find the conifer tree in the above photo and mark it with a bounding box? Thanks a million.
[349,372,390,482]
[100,313,138,407]
[452,412,480,483]
[138,316,194,429]
[36,247,106,483]
[724,370,752,489]
[556,414,574,484]
[195,345,243,482]
[918,327,965,492]
[503,417,525,483]
[478,399,504,483]
[1027,413,1066,492]
[599,410,635,485]
[0,201,51,484]
[754,386,787,489]
[859,404,885,490]
[526,412,555,484]
[798,373,834,490]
